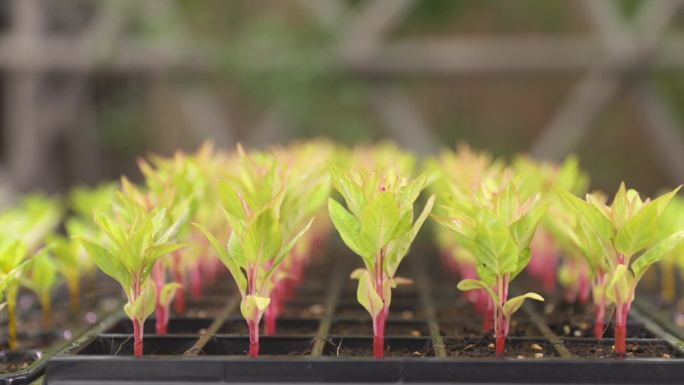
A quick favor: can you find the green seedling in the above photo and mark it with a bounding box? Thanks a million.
[76,180,185,357]
[434,181,547,357]
[0,239,30,350]
[21,249,58,328]
[194,148,313,358]
[558,183,684,356]
[328,164,434,359]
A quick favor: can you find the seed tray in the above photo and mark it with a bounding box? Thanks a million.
[44,244,684,384]
[0,286,120,385]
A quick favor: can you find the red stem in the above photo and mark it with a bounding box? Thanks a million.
[248,319,259,358]
[373,308,387,359]
[614,302,631,356]
[172,252,186,315]
[153,262,168,335]
[494,274,510,357]
[133,318,144,357]
[190,263,203,300]
[594,303,606,339]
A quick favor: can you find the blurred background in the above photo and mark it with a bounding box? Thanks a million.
[1,0,684,197]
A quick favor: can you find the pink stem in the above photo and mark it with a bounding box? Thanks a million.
[594,303,606,339]
[248,319,259,358]
[373,308,388,359]
[133,318,143,357]
[153,262,168,335]
[494,274,509,357]
[172,252,186,315]
[190,263,203,300]
[614,302,631,356]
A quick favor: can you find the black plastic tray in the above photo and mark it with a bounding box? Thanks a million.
[44,244,684,384]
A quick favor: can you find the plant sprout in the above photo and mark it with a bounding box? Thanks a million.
[76,179,185,357]
[328,163,435,359]
[263,142,332,335]
[558,184,684,355]
[0,239,30,350]
[21,248,58,328]
[656,195,684,303]
[427,145,508,331]
[195,147,313,358]
[434,181,548,357]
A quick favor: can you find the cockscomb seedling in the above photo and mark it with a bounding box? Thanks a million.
[655,195,684,303]
[558,183,684,356]
[194,148,313,358]
[0,239,30,350]
[21,248,58,328]
[427,145,508,331]
[328,164,435,359]
[76,182,185,357]
[116,175,190,335]
[434,181,548,357]
[513,155,590,294]
[263,142,332,335]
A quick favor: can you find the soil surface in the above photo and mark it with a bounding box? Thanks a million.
[330,320,428,337]
[325,341,433,358]
[0,356,36,373]
[444,337,558,358]
[564,339,681,359]
[218,319,320,336]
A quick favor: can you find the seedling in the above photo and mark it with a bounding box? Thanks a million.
[427,145,507,331]
[21,248,58,328]
[50,220,91,314]
[264,142,332,335]
[0,239,30,350]
[76,179,185,357]
[558,183,684,355]
[434,181,547,357]
[195,148,313,357]
[656,195,684,303]
[328,163,434,359]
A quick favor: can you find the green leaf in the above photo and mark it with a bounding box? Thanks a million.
[472,211,518,275]
[632,230,684,279]
[264,218,314,282]
[397,170,433,209]
[240,295,271,322]
[329,164,364,217]
[328,199,372,260]
[360,193,400,254]
[510,203,549,252]
[615,201,660,257]
[144,243,184,273]
[242,208,282,263]
[457,278,498,305]
[353,269,384,318]
[192,223,247,295]
[75,237,130,289]
[124,280,156,321]
[159,282,182,308]
[502,292,544,319]
[605,264,633,305]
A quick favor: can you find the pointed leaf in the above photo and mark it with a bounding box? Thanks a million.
[502,292,544,319]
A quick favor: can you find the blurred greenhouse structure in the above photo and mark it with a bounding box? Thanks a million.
[0,0,684,197]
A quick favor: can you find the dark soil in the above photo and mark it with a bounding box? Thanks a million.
[324,339,433,358]
[564,339,682,359]
[280,301,327,319]
[435,298,540,338]
[329,320,428,337]
[444,337,558,358]
[0,356,35,373]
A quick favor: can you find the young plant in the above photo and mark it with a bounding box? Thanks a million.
[21,248,58,328]
[263,142,332,335]
[194,148,313,357]
[656,195,684,303]
[558,184,684,356]
[434,181,547,357]
[76,182,185,357]
[0,239,30,350]
[49,220,91,314]
[328,164,435,358]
